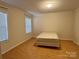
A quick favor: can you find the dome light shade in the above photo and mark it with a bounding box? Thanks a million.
[46,4,53,8]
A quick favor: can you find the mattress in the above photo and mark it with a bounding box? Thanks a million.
[35,32,60,47]
[37,32,59,39]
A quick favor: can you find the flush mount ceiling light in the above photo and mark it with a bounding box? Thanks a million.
[45,1,58,9]
[46,3,53,8]
[39,1,59,10]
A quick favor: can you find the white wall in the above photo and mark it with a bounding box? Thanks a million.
[74,8,79,45]
[0,3,33,54]
[33,11,74,40]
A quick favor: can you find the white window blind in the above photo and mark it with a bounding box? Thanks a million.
[0,7,8,41]
[25,16,32,33]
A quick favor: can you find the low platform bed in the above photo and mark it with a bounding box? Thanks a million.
[35,32,60,48]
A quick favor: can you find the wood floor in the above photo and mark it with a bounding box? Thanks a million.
[3,38,79,59]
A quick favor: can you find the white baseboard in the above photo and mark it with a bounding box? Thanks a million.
[59,37,73,40]
[73,40,79,46]
[2,37,32,54]
[33,35,72,40]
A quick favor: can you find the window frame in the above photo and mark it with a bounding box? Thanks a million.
[0,9,8,41]
[25,15,32,34]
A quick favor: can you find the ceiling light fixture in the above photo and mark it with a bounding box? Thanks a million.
[39,1,59,10]
[46,3,53,8]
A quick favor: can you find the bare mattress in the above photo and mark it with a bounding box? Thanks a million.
[35,32,60,47]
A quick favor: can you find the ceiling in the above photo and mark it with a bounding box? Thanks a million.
[1,0,79,14]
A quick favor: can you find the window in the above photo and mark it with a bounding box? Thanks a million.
[0,8,8,41]
[25,16,32,33]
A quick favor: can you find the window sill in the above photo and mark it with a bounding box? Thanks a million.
[0,39,8,42]
[26,32,32,34]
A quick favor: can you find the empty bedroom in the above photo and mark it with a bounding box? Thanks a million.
[0,0,79,59]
